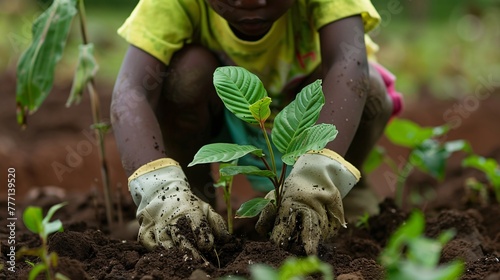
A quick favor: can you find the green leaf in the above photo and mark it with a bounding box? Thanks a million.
[444,140,472,154]
[249,264,279,280]
[67,43,99,106]
[279,256,334,280]
[407,238,443,267]
[235,198,272,218]
[220,165,276,178]
[462,155,500,188]
[395,260,464,280]
[380,210,464,280]
[42,202,67,225]
[23,206,44,234]
[380,211,425,267]
[363,146,386,174]
[409,140,448,180]
[16,0,78,125]
[213,66,267,125]
[385,119,440,148]
[272,80,325,154]
[409,139,470,180]
[281,124,337,165]
[189,143,263,166]
[44,220,64,237]
[249,97,272,124]
[28,263,47,280]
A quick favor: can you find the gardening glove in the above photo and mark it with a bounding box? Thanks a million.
[128,158,229,259]
[255,149,360,255]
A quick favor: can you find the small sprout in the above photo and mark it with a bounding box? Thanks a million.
[379,211,464,280]
[219,255,333,280]
[355,212,371,230]
[17,202,69,280]
[462,155,500,203]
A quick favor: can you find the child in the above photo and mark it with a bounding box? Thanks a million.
[111,0,402,258]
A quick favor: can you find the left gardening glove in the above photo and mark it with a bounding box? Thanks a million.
[256,149,360,255]
[128,158,229,259]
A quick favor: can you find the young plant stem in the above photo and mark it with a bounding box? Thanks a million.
[223,186,233,234]
[77,0,114,227]
[41,237,54,280]
[258,123,283,207]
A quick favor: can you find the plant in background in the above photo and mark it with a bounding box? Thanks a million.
[462,155,500,203]
[17,202,68,280]
[379,210,464,280]
[16,0,114,226]
[189,66,337,218]
[220,255,333,280]
[363,118,471,208]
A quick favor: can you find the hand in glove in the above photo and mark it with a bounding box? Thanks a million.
[256,149,360,255]
[128,158,229,259]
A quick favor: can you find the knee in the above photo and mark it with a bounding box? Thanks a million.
[361,63,393,123]
[164,45,220,106]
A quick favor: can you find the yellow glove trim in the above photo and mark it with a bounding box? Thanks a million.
[128,158,180,183]
[307,149,361,180]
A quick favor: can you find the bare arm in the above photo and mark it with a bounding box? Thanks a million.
[318,15,369,156]
[111,45,167,177]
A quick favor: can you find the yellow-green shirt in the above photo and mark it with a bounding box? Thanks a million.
[118,0,380,101]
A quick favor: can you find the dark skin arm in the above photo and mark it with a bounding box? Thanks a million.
[318,15,369,156]
[110,46,167,177]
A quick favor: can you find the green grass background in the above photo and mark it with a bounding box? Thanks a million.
[2,0,499,100]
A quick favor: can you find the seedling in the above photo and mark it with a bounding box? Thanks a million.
[364,118,472,208]
[189,66,337,218]
[379,210,464,280]
[355,212,371,230]
[17,202,69,280]
[462,155,500,203]
[16,0,115,226]
[221,255,333,280]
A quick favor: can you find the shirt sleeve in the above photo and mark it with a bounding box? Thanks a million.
[307,0,381,33]
[117,0,200,65]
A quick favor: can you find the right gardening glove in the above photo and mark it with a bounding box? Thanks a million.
[256,149,360,255]
[128,158,229,259]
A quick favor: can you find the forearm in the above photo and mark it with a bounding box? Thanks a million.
[111,45,168,177]
[320,57,368,156]
[318,15,369,157]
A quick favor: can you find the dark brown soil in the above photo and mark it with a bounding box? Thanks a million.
[1,72,500,279]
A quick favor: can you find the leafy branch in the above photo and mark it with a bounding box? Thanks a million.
[15,0,114,226]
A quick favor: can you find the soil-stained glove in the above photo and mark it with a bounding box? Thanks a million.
[256,149,360,255]
[128,158,229,259]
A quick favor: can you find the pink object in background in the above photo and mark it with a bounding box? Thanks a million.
[372,62,404,116]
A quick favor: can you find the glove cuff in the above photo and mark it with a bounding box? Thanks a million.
[307,149,361,180]
[128,158,188,209]
[128,158,180,183]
